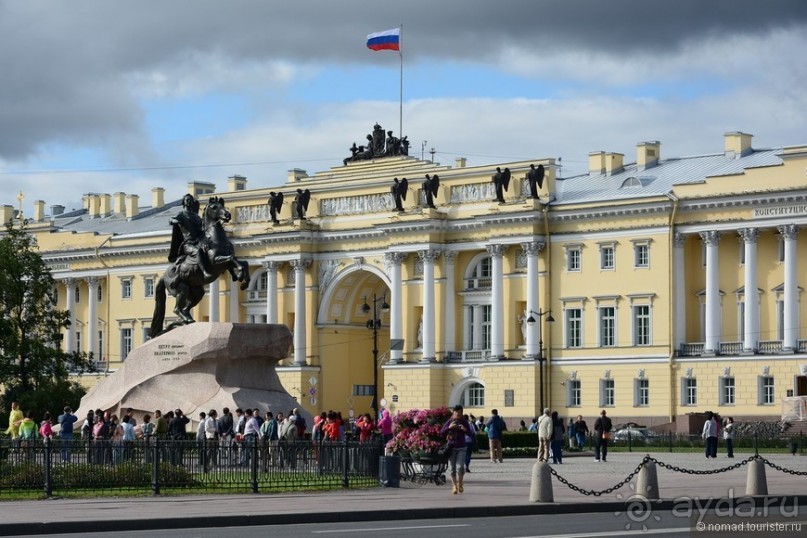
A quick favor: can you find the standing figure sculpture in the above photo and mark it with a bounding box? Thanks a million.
[150,195,251,337]
[492,166,511,203]
[295,188,311,220]
[391,177,408,212]
[268,191,284,224]
[526,164,545,199]
[423,174,440,209]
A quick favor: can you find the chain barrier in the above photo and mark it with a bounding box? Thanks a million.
[646,454,757,475]
[548,455,649,496]
[758,456,807,476]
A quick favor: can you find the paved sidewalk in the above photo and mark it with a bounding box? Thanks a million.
[1,451,805,535]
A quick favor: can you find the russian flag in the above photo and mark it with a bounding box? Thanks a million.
[367,28,400,52]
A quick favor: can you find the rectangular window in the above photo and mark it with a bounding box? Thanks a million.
[98,330,103,361]
[776,300,784,340]
[682,378,697,406]
[719,377,735,405]
[97,285,103,303]
[778,238,785,262]
[600,246,614,270]
[600,379,615,407]
[567,248,581,272]
[634,378,650,407]
[464,383,485,407]
[144,277,155,298]
[567,380,581,407]
[75,285,80,303]
[76,331,81,353]
[352,385,375,396]
[599,307,615,347]
[143,327,151,343]
[504,389,514,407]
[481,305,492,351]
[738,301,745,342]
[634,244,649,268]
[121,328,132,360]
[633,305,651,345]
[566,308,582,348]
[121,279,132,299]
[758,376,775,405]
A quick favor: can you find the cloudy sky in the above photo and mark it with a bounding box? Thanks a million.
[2,0,806,216]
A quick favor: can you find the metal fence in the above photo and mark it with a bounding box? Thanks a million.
[587,431,807,453]
[0,438,383,497]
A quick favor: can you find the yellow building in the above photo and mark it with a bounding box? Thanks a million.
[8,129,807,430]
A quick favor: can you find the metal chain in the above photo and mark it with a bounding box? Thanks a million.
[549,456,648,496]
[646,454,756,475]
[758,456,807,476]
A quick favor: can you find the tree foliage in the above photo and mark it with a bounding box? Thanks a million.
[0,219,93,418]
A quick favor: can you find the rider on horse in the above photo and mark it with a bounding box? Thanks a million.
[168,194,215,280]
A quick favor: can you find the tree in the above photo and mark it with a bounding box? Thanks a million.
[0,219,94,419]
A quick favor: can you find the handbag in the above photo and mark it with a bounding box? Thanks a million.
[602,432,611,440]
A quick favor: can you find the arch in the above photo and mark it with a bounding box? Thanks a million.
[448,377,486,409]
[463,251,491,281]
[317,263,391,325]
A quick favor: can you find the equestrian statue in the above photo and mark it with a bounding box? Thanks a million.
[149,194,251,337]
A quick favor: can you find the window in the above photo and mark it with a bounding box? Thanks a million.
[468,305,492,351]
[468,257,492,289]
[634,243,649,268]
[566,380,581,407]
[600,245,614,270]
[778,238,785,262]
[74,285,80,303]
[98,330,103,361]
[682,378,697,406]
[565,308,582,348]
[758,376,775,405]
[76,331,81,353]
[121,279,132,299]
[504,389,514,407]
[719,377,735,405]
[143,327,151,343]
[462,382,485,407]
[633,305,651,345]
[634,378,650,407]
[144,277,155,298]
[737,300,745,342]
[121,328,132,360]
[599,307,615,347]
[97,285,103,302]
[566,248,581,272]
[53,288,59,305]
[776,300,785,340]
[352,385,375,396]
[739,243,745,265]
[600,379,615,407]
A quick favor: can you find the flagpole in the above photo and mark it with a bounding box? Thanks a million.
[399,23,403,140]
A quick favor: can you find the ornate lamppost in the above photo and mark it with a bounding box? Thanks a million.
[526,309,555,410]
[362,294,390,421]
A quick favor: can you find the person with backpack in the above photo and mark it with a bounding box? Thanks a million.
[486,409,506,463]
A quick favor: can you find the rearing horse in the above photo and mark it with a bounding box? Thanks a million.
[150,197,250,337]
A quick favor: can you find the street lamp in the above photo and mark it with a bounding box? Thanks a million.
[362,293,390,421]
[526,309,555,411]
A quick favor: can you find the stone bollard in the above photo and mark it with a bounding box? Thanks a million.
[529,461,554,502]
[635,457,659,500]
[746,458,768,496]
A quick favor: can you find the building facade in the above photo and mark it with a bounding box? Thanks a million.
[7,130,807,429]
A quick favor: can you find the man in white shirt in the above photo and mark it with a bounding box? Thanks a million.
[536,408,552,462]
[204,409,219,469]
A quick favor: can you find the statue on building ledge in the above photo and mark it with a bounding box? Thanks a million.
[423,174,439,209]
[268,191,284,224]
[343,123,407,164]
[391,177,408,212]
[295,188,311,220]
[492,167,511,204]
[526,164,545,199]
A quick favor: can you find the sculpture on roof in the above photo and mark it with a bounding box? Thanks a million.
[391,177,408,212]
[150,195,251,337]
[423,174,439,209]
[268,191,284,224]
[526,164,545,199]
[295,188,311,220]
[492,166,511,203]
[343,123,407,164]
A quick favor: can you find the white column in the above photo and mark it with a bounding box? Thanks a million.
[291,259,311,365]
[522,241,544,358]
[779,224,799,350]
[385,252,406,363]
[229,281,240,323]
[443,252,457,353]
[64,278,76,353]
[263,261,281,324]
[86,277,100,359]
[208,279,220,322]
[487,244,507,359]
[419,249,440,362]
[739,228,760,352]
[700,231,721,354]
[673,233,687,350]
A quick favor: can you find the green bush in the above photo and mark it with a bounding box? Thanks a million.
[0,461,199,489]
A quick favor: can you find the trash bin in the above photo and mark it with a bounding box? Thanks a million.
[379,455,400,488]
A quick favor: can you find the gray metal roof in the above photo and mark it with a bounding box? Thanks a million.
[51,199,181,236]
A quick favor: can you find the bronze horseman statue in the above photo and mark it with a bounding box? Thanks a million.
[149,194,251,337]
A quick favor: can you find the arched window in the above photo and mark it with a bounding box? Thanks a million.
[466,257,492,290]
[462,382,486,408]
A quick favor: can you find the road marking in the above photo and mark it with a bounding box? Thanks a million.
[313,524,470,534]
[511,528,691,538]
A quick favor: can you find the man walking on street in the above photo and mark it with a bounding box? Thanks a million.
[486,409,506,463]
[594,409,612,462]
[537,408,552,462]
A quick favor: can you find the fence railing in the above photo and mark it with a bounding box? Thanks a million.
[0,438,383,497]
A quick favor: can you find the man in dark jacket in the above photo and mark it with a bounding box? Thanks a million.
[593,410,613,462]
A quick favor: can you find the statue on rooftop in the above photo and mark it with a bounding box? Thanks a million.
[343,123,407,164]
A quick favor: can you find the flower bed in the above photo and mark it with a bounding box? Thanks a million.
[385,407,452,455]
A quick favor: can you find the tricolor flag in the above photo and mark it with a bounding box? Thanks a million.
[366,28,400,52]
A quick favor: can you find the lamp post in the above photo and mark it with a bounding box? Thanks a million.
[362,293,390,421]
[526,309,555,411]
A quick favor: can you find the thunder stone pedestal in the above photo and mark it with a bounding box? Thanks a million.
[78,323,296,421]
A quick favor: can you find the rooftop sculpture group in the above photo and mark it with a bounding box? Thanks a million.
[344,123,408,165]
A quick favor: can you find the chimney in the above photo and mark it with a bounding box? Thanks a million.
[637,141,660,171]
[88,194,101,218]
[227,175,247,192]
[152,187,165,209]
[287,169,308,182]
[82,194,90,210]
[113,192,126,214]
[1,205,14,225]
[51,204,65,217]
[187,181,216,197]
[604,152,624,175]
[589,151,606,175]
[125,194,139,218]
[100,194,112,216]
[724,131,753,158]
[33,200,45,222]
[455,157,467,168]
